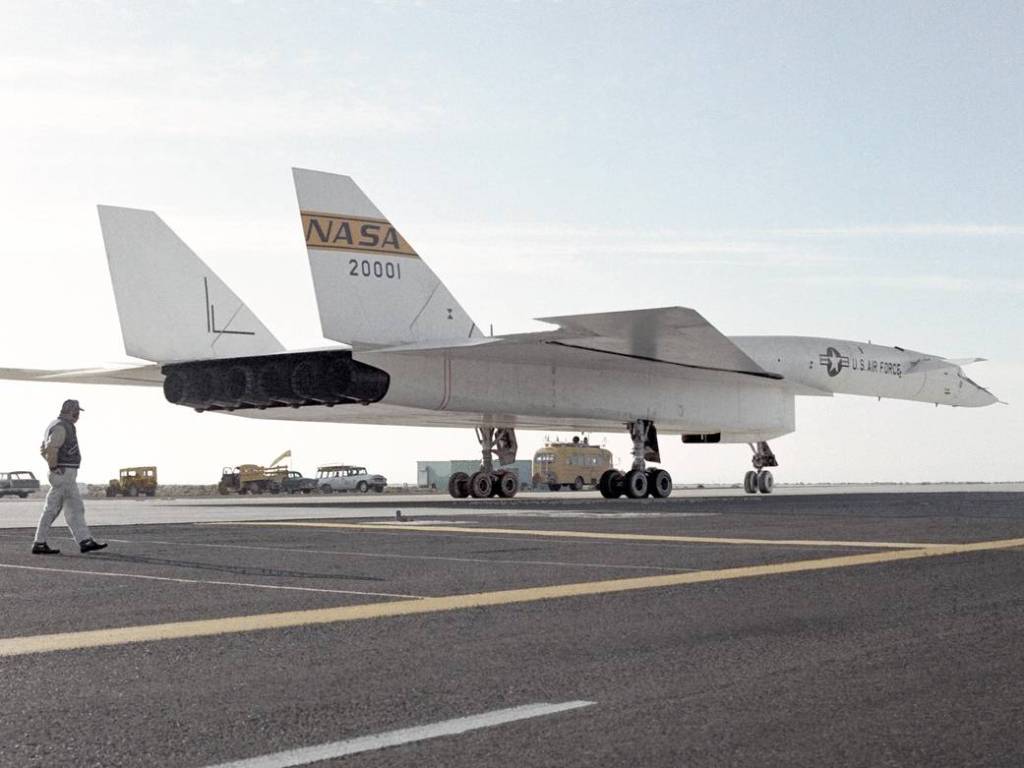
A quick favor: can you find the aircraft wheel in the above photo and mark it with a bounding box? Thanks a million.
[623,469,648,499]
[448,472,470,499]
[598,470,614,498]
[757,470,774,494]
[496,472,520,498]
[571,476,584,491]
[649,469,672,498]
[743,471,758,494]
[469,471,493,498]
[608,470,626,499]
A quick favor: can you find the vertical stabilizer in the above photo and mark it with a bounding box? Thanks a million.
[293,168,480,348]
[98,206,283,363]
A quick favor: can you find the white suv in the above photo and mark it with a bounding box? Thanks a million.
[316,465,387,493]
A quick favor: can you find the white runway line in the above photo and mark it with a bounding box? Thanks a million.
[105,537,695,572]
[0,562,425,599]
[203,701,596,768]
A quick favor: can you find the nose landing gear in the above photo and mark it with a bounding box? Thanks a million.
[599,420,673,499]
[744,441,777,494]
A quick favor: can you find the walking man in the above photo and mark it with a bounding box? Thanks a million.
[32,399,107,555]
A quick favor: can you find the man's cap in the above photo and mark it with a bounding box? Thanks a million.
[60,399,84,414]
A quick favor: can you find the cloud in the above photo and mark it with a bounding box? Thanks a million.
[415,221,838,276]
[1,48,445,140]
[782,273,1024,294]
[763,224,1024,238]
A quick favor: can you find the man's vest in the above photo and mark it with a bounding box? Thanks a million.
[47,418,82,468]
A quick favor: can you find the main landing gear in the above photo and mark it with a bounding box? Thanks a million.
[448,427,521,499]
[598,419,673,500]
[743,441,777,494]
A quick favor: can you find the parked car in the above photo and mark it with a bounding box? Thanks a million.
[280,471,318,495]
[316,465,387,493]
[0,471,40,498]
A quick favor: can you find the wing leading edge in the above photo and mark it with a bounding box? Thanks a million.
[0,365,163,387]
[376,307,782,380]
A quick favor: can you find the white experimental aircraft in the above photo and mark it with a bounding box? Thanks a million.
[0,168,999,499]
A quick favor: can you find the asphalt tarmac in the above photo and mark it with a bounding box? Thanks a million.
[2,490,1023,767]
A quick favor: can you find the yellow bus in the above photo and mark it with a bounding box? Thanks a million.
[532,437,613,491]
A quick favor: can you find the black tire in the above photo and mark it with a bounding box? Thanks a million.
[253,484,264,495]
[598,469,615,499]
[649,469,672,499]
[146,489,156,497]
[302,488,311,494]
[743,470,758,494]
[571,476,584,491]
[373,485,385,493]
[602,470,625,499]
[357,481,369,493]
[496,472,520,498]
[18,493,28,499]
[128,485,139,498]
[757,470,774,494]
[269,484,281,495]
[447,472,470,499]
[623,469,648,499]
[469,471,493,499]
[548,483,561,492]
[320,484,333,494]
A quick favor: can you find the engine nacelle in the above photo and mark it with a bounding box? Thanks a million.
[161,351,390,412]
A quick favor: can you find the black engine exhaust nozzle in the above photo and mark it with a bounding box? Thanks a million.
[257,360,305,406]
[291,357,344,404]
[347,361,389,402]
[163,367,214,410]
[223,364,260,407]
[207,366,252,410]
[162,351,390,411]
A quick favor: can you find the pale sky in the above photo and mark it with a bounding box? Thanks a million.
[1,0,1021,485]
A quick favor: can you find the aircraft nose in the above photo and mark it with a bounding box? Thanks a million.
[977,388,999,406]
[965,383,998,407]
[955,370,999,407]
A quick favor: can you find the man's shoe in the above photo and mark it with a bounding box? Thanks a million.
[31,542,60,555]
[79,539,108,553]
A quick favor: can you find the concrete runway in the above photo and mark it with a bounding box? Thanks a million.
[2,490,1023,767]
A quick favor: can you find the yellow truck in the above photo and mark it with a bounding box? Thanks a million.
[218,464,289,495]
[106,466,158,497]
[532,437,612,491]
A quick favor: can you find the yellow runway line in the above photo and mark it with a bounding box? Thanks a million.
[3,536,1023,658]
[215,520,953,551]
